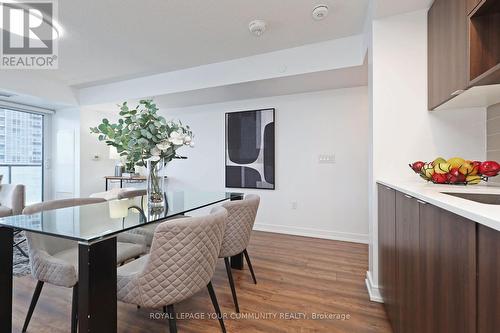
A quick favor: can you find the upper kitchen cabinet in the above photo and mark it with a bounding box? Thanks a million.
[467,0,483,13]
[469,0,500,86]
[428,0,468,110]
[428,0,500,111]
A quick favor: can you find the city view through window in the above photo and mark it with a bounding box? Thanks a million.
[0,108,43,204]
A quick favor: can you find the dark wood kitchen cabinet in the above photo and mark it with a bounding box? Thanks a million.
[377,185,397,329]
[467,0,483,13]
[428,0,500,110]
[395,192,421,333]
[477,224,500,333]
[419,203,476,333]
[378,184,479,333]
[428,0,468,110]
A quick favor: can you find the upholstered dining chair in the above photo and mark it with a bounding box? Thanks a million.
[116,206,228,333]
[0,184,27,257]
[219,194,260,313]
[21,197,148,333]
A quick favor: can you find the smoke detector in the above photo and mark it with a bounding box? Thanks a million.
[248,19,267,37]
[312,5,329,20]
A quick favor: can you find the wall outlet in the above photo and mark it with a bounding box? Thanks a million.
[318,154,335,164]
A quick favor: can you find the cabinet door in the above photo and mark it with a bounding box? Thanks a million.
[428,0,468,110]
[478,224,500,333]
[419,203,476,333]
[395,192,420,333]
[466,0,482,14]
[377,185,397,329]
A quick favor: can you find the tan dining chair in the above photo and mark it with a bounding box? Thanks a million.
[116,206,228,333]
[21,197,147,333]
[219,194,260,313]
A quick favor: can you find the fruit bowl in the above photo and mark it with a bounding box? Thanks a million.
[409,157,500,185]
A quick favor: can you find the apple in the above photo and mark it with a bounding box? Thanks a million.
[432,172,447,184]
[447,168,466,183]
[479,161,500,177]
[459,162,474,175]
[409,161,425,173]
[469,161,481,176]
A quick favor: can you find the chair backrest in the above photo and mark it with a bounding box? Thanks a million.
[219,194,260,258]
[131,206,227,308]
[22,197,106,215]
[24,197,106,255]
[0,184,25,215]
[117,189,146,199]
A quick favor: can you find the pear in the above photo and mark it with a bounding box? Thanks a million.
[432,157,447,166]
[447,157,465,169]
[434,162,451,174]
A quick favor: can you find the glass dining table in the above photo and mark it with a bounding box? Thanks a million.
[0,191,243,333]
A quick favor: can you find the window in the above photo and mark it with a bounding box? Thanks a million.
[0,108,43,204]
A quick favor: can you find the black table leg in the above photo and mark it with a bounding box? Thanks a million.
[0,227,13,332]
[78,237,117,333]
[105,179,109,191]
[229,194,244,270]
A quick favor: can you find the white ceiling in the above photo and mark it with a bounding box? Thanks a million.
[37,0,369,87]
[154,62,368,108]
[373,0,433,18]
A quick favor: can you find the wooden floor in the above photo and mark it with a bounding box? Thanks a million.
[12,231,392,333]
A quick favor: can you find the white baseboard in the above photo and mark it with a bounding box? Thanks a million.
[365,271,383,303]
[253,223,369,244]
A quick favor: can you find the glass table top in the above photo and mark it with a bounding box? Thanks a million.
[0,191,243,243]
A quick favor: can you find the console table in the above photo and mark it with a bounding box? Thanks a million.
[104,176,146,190]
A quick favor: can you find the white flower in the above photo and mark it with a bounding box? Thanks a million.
[183,135,192,144]
[149,155,161,162]
[150,147,161,156]
[156,140,171,151]
[169,131,184,145]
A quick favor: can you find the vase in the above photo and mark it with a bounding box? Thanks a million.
[147,158,165,211]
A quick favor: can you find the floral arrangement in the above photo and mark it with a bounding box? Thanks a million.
[90,99,194,172]
[409,157,500,185]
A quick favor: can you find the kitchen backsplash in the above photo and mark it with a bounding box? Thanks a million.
[487,103,500,184]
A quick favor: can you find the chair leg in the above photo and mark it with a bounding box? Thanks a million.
[166,304,177,333]
[71,284,78,333]
[224,257,240,313]
[14,239,29,258]
[22,281,44,332]
[207,281,227,333]
[243,249,257,284]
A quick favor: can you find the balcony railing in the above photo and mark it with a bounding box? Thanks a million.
[0,163,42,204]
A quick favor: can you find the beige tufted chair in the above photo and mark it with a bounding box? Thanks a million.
[0,183,25,217]
[219,194,260,313]
[21,197,148,333]
[116,206,228,333]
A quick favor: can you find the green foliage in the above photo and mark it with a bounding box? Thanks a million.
[90,99,194,171]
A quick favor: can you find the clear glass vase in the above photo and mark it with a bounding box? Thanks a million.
[147,158,165,211]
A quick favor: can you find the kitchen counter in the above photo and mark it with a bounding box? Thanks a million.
[377,179,500,232]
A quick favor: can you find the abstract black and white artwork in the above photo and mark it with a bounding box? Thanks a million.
[225,108,275,190]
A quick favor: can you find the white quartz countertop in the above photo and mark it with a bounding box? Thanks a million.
[377,179,500,232]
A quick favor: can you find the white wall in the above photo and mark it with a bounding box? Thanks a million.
[157,87,370,242]
[79,107,120,197]
[367,10,487,299]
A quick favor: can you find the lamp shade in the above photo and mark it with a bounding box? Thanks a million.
[109,146,121,160]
